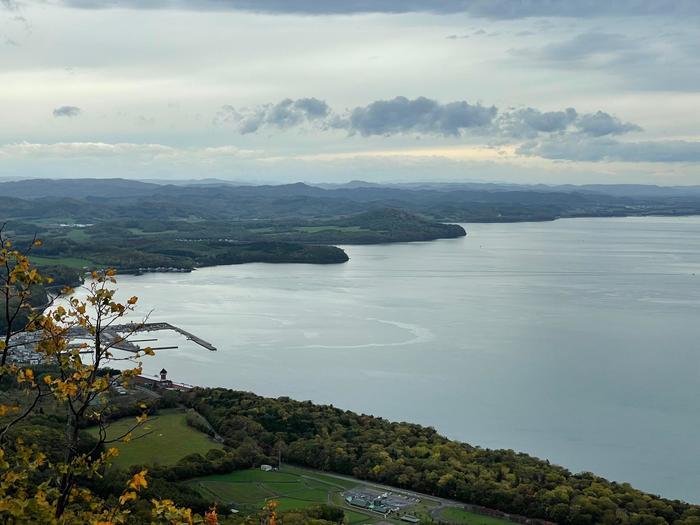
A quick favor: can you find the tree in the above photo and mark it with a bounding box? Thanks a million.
[0,224,47,368]
[0,232,214,524]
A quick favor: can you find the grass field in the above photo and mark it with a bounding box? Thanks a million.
[31,255,94,269]
[88,409,222,469]
[191,466,518,525]
[294,226,366,233]
[438,507,513,525]
[190,467,384,524]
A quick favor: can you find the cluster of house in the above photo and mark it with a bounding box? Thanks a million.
[5,333,44,365]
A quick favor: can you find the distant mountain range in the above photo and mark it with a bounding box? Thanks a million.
[4,177,700,202]
[3,178,700,223]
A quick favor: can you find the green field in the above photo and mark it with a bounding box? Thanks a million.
[438,507,513,525]
[190,467,383,524]
[88,409,222,469]
[189,466,513,525]
[30,255,93,269]
[294,226,366,233]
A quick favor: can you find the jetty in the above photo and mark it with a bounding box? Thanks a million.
[110,322,218,352]
[64,322,217,353]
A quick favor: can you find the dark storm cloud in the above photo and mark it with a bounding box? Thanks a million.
[57,1,700,18]
[52,106,82,118]
[518,137,700,162]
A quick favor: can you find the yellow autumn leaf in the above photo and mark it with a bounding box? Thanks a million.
[128,469,148,491]
[119,491,137,506]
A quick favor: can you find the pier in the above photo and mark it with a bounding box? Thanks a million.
[110,322,218,352]
[8,322,217,366]
[64,322,217,353]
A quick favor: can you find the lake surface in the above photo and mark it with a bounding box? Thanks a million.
[109,217,700,502]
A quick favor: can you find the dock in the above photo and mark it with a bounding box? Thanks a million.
[63,322,217,354]
[110,323,216,352]
[111,322,218,352]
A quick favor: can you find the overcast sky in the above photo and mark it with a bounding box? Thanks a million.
[1,0,699,184]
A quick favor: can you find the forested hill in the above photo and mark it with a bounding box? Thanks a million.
[5,177,700,274]
[0,207,464,274]
[186,388,700,525]
[4,178,700,222]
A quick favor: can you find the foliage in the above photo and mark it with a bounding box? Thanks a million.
[0,233,215,523]
[186,388,700,525]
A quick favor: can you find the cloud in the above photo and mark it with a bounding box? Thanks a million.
[0,142,261,161]
[575,111,642,136]
[217,96,643,144]
[510,30,700,91]
[493,107,640,139]
[213,96,676,164]
[54,0,700,18]
[343,97,497,137]
[518,137,700,163]
[0,142,173,157]
[219,96,497,137]
[525,31,636,63]
[215,98,330,134]
[52,106,82,118]
[498,108,578,137]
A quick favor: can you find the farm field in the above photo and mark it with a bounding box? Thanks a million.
[189,467,385,524]
[87,409,222,469]
[30,255,94,269]
[437,507,513,525]
[190,465,514,525]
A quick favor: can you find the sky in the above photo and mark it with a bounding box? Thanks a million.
[1,0,699,185]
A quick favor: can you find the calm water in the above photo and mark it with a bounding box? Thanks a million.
[108,217,700,502]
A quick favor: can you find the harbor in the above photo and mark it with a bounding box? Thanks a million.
[5,321,216,365]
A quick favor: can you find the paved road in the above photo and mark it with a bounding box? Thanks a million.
[287,465,546,525]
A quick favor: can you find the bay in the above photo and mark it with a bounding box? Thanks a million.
[106,217,700,502]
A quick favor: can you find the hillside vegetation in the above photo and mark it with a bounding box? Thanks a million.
[185,388,700,525]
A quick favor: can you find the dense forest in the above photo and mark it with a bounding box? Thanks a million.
[4,380,699,524]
